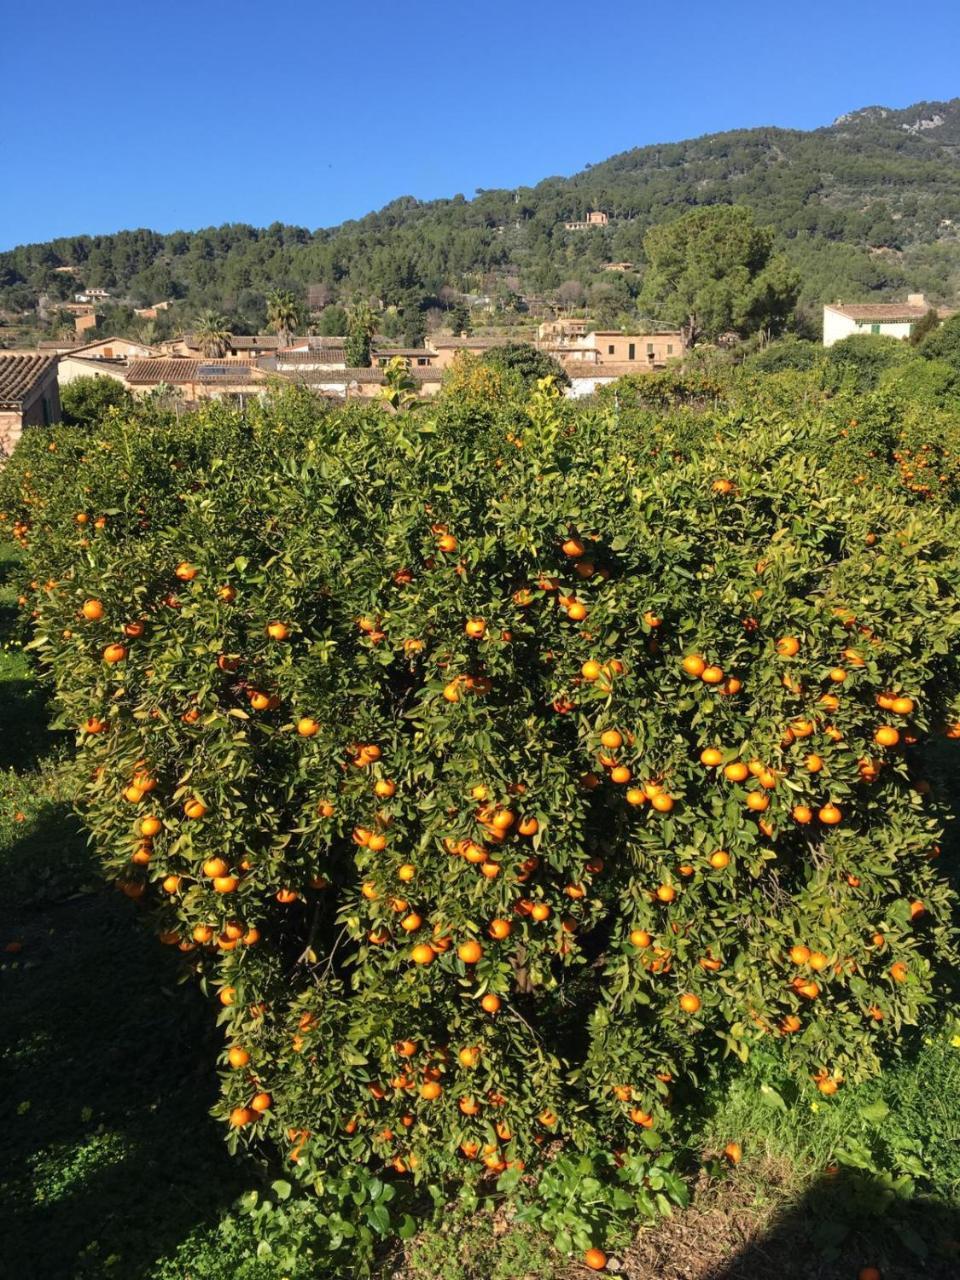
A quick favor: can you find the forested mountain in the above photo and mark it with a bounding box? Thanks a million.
[3,97,960,340]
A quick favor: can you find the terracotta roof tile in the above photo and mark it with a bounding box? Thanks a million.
[125,359,264,386]
[0,353,57,407]
[825,303,953,321]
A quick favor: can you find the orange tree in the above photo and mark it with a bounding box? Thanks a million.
[2,378,959,1260]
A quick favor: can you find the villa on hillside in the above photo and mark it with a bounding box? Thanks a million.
[564,211,609,231]
[822,293,954,346]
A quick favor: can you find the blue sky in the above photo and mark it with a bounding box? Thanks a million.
[2,0,958,251]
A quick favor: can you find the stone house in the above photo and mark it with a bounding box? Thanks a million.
[0,354,61,455]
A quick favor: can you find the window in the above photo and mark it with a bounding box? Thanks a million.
[871,324,880,334]
[607,345,615,355]
[667,344,673,355]
[647,343,654,354]
[628,343,635,360]
[417,358,429,366]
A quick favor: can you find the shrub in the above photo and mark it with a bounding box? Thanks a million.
[481,343,570,388]
[60,375,135,429]
[2,380,959,1258]
[825,333,912,392]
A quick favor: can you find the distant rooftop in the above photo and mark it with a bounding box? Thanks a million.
[125,359,264,385]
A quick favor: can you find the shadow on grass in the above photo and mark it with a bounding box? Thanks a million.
[706,1169,960,1279]
[0,673,56,772]
[0,803,255,1280]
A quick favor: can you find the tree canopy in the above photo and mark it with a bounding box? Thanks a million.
[638,207,800,345]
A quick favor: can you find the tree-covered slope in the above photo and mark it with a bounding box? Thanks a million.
[3,98,960,331]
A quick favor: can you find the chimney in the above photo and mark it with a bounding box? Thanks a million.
[907,292,927,307]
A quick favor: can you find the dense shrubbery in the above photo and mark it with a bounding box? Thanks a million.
[2,371,959,1264]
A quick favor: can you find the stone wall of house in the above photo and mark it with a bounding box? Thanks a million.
[0,410,23,457]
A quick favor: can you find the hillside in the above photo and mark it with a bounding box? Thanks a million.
[3,97,960,340]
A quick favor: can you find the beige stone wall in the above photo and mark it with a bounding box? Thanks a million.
[0,409,22,456]
[589,333,683,365]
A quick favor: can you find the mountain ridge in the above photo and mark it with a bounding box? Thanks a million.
[3,96,960,337]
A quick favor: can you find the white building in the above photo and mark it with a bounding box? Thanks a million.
[822,293,949,346]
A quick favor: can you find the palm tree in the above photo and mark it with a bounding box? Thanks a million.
[193,311,231,358]
[266,290,302,348]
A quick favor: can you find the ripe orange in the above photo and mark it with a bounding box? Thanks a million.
[776,636,800,657]
[229,1106,254,1127]
[581,660,603,681]
[723,1141,742,1165]
[214,875,240,894]
[583,1249,607,1272]
[655,884,676,904]
[629,929,651,948]
[792,804,813,824]
[140,816,162,837]
[874,726,900,747]
[437,533,458,552]
[266,621,289,640]
[681,654,706,677]
[723,762,749,782]
[789,944,811,965]
[458,1046,480,1068]
[457,940,483,964]
[184,798,207,819]
[275,888,298,904]
[679,993,702,1014]
[81,599,104,620]
[701,664,724,684]
[828,667,847,683]
[83,716,106,734]
[891,696,914,716]
[805,754,823,773]
[890,962,908,983]
[296,717,319,737]
[746,791,769,812]
[530,902,552,921]
[818,803,842,825]
[375,779,396,798]
[651,792,675,813]
[175,561,198,581]
[228,1046,250,1068]
[464,617,486,639]
[700,747,723,767]
[610,765,631,784]
[103,643,127,664]
[203,857,229,879]
[808,951,829,972]
[566,600,587,621]
[250,1091,272,1112]
[858,1267,882,1280]
[600,728,623,750]
[420,1081,442,1100]
[709,850,730,870]
[489,918,512,940]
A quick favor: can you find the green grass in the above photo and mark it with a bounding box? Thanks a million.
[1,537,959,1280]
